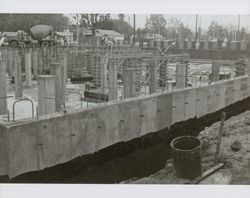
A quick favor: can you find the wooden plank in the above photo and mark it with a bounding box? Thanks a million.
[186,163,224,184]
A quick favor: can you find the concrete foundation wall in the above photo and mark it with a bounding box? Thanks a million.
[1,75,250,178]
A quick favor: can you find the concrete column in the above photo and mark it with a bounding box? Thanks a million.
[108,59,117,101]
[61,50,68,103]
[14,51,23,99]
[32,49,38,80]
[100,54,108,94]
[175,62,187,89]
[159,60,167,87]
[0,60,7,115]
[124,68,137,98]
[211,61,220,81]
[38,50,43,75]
[149,58,158,94]
[37,75,56,116]
[51,62,64,112]
[25,50,32,87]
[7,49,14,77]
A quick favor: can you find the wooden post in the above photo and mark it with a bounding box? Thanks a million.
[214,111,226,164]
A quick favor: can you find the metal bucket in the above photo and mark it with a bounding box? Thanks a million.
[171,136,202,179]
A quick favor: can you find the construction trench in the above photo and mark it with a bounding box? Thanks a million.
[0,45,250,183]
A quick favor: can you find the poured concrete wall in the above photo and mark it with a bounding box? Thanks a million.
[1,75,250,178]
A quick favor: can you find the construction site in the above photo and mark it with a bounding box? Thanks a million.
[0,14,250,185]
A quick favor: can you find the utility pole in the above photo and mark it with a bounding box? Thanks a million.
[195,14,198,42]
[179,23,182,41]
[237,15,240,41]
[76,14,80,44]
[158,15,161,35]
[198,15,201,41]
[133,14,136,46]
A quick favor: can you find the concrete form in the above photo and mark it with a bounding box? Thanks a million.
[1,74,250,179]
[0,60,7,115]
[37,75,56,115]
[175,62,187,89]
[14,51,23,99]
[25,50,32,87]
[211,61,220,81]
[124,68,137,98]
[108,59,118,101]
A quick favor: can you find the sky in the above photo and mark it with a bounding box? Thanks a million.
[112,14,250,33]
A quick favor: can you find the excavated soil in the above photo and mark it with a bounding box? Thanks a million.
[124,111,250,184]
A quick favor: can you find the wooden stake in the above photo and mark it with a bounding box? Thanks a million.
[214,111,226,164]
[187,163,224,184]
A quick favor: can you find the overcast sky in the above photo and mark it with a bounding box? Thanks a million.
[111,14,250,32]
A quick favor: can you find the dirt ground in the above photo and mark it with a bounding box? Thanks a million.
[124,111,250,184]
